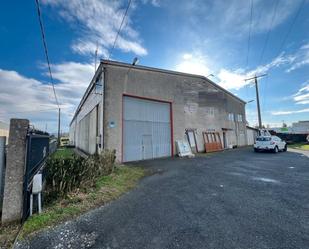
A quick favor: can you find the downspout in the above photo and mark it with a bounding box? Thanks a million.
[101,65,106,150]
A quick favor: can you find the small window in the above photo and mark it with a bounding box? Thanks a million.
[228,113,234,121]
[237,114,243,122]
[206,107,215,117]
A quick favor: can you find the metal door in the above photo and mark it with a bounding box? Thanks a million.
[142,135,153,159]
[123,96,171,162]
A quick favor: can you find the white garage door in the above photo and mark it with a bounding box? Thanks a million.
[123,96,171,162]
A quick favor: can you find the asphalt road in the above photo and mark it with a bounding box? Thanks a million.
[16,148,309,249]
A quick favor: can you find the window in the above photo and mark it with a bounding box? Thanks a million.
[256,137,271,141]
[205,107,215,117]
[237,114,243,122]
[228,113,234,121]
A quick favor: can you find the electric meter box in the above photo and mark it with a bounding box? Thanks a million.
[32,174,42,194]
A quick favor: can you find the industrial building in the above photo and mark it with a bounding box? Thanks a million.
[70,60,247,162]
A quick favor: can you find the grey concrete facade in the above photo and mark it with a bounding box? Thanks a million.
[70,60,247,161]
[1,119,29,224]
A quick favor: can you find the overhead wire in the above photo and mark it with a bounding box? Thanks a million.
[258,0,279,66]
[257,0,279,121]
[107,0,132,60]
[35,0,60,108]
[246,0,254,69]
[245,0,254,102]
[275,0,305,56]
[261,0,305,118]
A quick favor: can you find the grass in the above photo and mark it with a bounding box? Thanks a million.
[52,147,75,159]
[288,143,309,151]
[0,165,145,247]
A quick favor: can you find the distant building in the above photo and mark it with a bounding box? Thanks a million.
[0,121,9,143]
[270,121,309,135]
[291,121,309,134]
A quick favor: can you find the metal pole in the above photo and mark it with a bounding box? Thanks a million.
[58,108,61,147]
[254,76,262,128]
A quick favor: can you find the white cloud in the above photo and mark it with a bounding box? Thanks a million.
[0,62,94,133]
[272,108,309,115]
[217,69,247,90]
[175,52,210,76]
[215,54,291,90]
[174,49,301,91]
[293,81,309,105]
[286,43,309,73]
[42,0,148,57]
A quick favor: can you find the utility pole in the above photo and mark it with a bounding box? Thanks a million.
[57,108,61,147]
[245,74,267,129]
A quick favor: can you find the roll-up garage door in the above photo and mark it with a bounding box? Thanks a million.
[123,96,172,162]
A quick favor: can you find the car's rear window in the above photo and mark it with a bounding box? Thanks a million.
[256,137,271,141]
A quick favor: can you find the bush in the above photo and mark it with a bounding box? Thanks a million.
[44,150,116,203]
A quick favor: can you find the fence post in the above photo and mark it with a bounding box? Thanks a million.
[1,119,29,224]
[0,136,6,212]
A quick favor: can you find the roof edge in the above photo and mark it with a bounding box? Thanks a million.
[101,59,246,104]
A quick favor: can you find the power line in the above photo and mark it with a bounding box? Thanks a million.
[107,0,132,60]
[276,0,305,55]
[245,0,254,69]
[258,0,279,65]
[34,0,60,108]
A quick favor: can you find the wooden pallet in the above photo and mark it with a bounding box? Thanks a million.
[202,132,223,153]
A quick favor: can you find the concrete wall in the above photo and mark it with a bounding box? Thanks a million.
[2,119,29,224]
[102,63,247,160]
[247,128,258,145]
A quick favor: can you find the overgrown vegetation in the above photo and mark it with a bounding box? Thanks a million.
[44,149,116,203]
[20,166,144,238]
[0,148,145,248]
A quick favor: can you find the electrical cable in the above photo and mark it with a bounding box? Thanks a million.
[276,0,305,55]
[107,0,132,60]
[258,0,279,65]
[246,0,254,69]
[35,0,60,108]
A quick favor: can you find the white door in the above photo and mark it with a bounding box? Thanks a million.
[123,96,171,162]
[142,135,153,159]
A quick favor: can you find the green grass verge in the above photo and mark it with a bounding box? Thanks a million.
[0,166,145,247]
[288,143,309,151]
[52,147,75,159]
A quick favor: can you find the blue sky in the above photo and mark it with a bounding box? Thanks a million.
[0,0,308,133]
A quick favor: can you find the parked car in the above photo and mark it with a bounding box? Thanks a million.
[254,136,287,153]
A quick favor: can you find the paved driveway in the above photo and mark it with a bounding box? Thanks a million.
[17,148,309,249]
